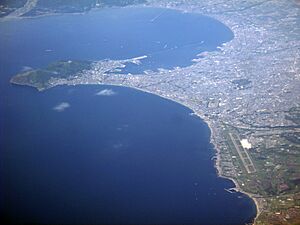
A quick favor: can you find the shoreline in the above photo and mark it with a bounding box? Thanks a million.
[106,83,263,221]
[35,81,262,222]
[107,83,264,223]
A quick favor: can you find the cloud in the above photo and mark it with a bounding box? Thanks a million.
[113,143,123,149]
[53,102,70,112]
[95,89,116,96]
[21,66,33,72]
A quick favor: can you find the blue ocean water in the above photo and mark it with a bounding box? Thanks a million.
[0,7,256,225]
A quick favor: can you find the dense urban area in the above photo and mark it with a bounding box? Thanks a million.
[3,0,300,224]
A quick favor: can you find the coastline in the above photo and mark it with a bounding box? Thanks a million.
[108,83,263,222]
[36,81,262,222]
[109,83,263,223]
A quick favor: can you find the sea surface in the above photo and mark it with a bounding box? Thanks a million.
[0,7,256,224]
